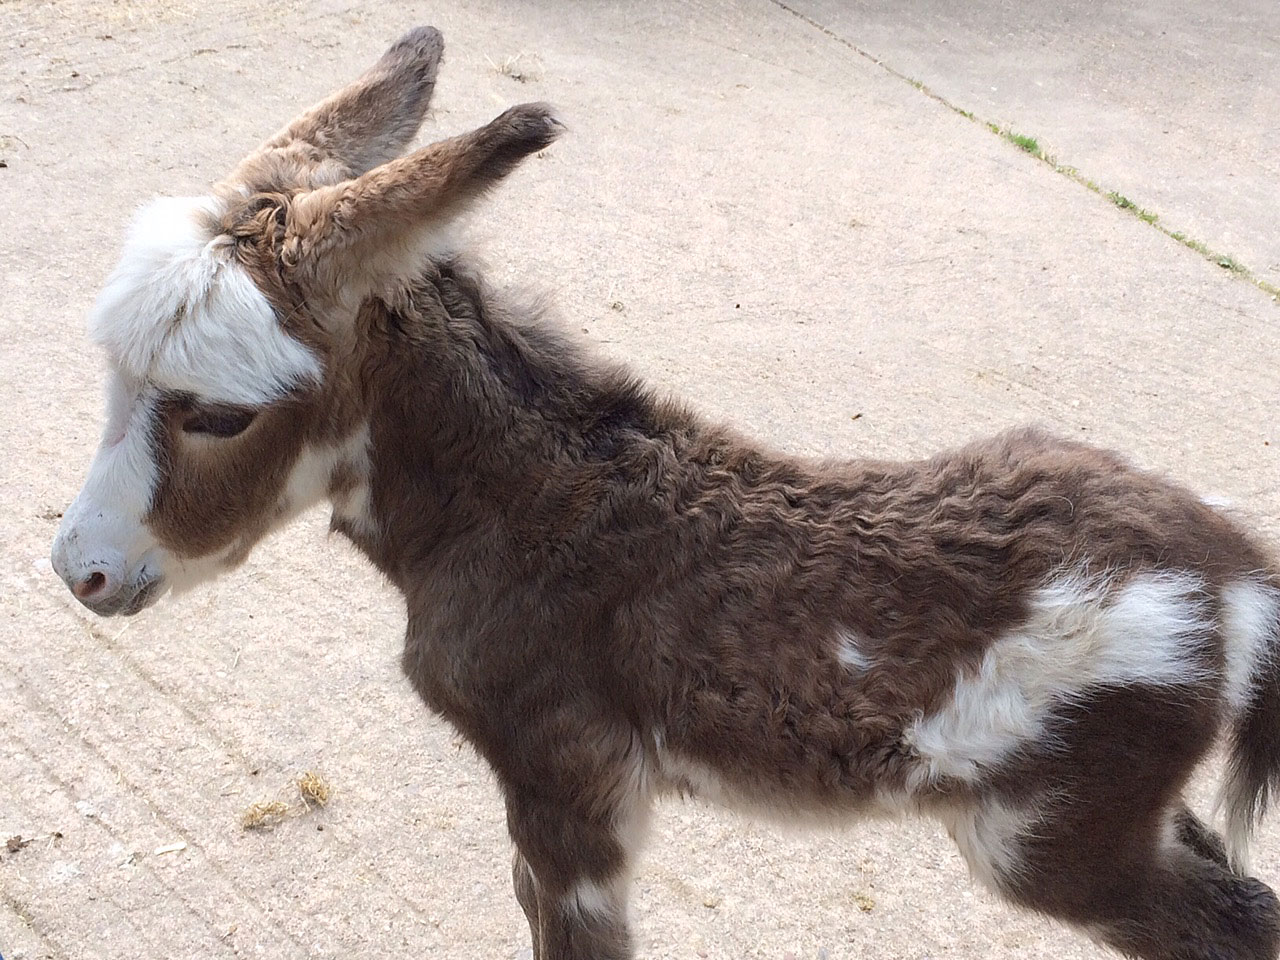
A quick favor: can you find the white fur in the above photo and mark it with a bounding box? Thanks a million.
[565,879,616,921]
[329,424,377,539]
[1215,579,1280,872]
[656,744,866,830]
[1201,495,1237,511]
[88,196,321,406]
[905,568,1214,789]
[835,628,873,670]
[1219,580,1279,713]
[281,435,351,520]
[52,372,159,591]
[657,748,751,812]
[938,800,1031,892]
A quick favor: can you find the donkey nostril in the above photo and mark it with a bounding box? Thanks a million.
[73,570,110,600]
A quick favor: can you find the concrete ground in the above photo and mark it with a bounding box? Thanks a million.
[1,2,1277,958]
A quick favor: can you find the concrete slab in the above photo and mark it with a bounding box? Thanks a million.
[1,1,1277,959]
[786,0,1280,289]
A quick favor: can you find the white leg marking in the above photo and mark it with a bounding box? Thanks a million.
[905,568,1214,788]
[565,879,616,922]
[938,800,1031,892]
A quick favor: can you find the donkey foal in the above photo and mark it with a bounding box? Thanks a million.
[52,26,1280,960]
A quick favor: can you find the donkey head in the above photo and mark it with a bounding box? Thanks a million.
[51,27,562,616]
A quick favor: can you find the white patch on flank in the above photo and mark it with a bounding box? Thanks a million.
[938,800,1031,892]
[835,628,873,671]
[1219,580,1280,713]
[905,568,1215,789]
[88,196,321,406]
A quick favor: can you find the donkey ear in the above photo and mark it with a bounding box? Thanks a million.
[226,26,445,189]
[283,102,564,281]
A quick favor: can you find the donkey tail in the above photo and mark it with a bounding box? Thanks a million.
[1217,586,1280,873]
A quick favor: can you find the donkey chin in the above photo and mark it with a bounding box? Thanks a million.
[98,572,165,618]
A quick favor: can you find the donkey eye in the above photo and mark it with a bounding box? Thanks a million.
[181,407,257,438]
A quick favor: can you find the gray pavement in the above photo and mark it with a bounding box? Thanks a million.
[788,0,1280,290]
[1,2,1277,958]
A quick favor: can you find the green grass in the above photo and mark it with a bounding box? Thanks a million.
[1003,130,1041,156]
[869,57,1279,302]
[1107,191,1159,223]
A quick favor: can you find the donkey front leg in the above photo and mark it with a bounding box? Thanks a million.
[506,790,647,960]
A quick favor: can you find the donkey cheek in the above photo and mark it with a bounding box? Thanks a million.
[145,472,269,558]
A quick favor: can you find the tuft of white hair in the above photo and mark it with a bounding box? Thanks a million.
[89,196,321,405]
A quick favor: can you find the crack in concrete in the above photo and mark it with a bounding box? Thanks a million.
[768,0,1280,305]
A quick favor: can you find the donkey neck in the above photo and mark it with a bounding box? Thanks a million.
[331,261,690,590]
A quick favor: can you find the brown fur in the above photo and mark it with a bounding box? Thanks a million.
[73,28,1280,960]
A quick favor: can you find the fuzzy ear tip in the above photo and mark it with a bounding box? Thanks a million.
[389,25,444,63]
[506,102,568,149]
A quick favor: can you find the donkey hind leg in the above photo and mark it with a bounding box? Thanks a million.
[953,792,1280,959]
[506,789,648,960]
[513,851,544,959]
[943,679,1280,960]
[1173,804,1232,873]
[975,792,1280,960]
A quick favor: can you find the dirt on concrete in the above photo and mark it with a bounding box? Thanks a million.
[1,2,1277,959]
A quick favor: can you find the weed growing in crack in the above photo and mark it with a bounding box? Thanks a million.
[1003,130,1041,156]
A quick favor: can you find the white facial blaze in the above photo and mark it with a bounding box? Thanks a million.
[53,370,160,595]
[88,195,322,405]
